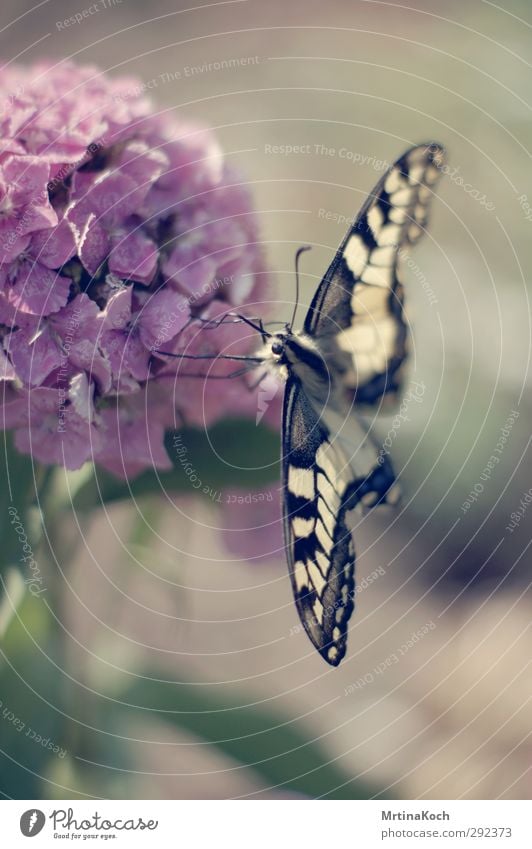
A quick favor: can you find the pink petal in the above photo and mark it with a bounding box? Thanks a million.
[94,405,172,478]
[30,218,77,269]
[77,170,144,223]
[99,286,132,331]
[117,141,168,190]
[14,402,100,470]
[19,201,57,235]
[51,292,100,333]
[6,325,62,386]
[3,155,49,205]
[225,271,255,305]
[7,262,71,316]
[0,139,26,156]
[0,221,31,264]
[0,348,17,381]
[1,386,28,427]
[0,291,36,328]
[51,294,113,392]
[69,372,96,423]
[164,254,220,309]
[68,210,110,276]
[109,228,158,284]
[101,328,151,382]
[137,288,190,350]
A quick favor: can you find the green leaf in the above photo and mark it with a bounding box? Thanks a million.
[0,595,65,799]
[0,593,131,800]
[73,419,280,510]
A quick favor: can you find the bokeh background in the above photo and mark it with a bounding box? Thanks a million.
[0,0,531,800]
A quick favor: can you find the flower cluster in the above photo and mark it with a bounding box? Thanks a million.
[0,62,274,477]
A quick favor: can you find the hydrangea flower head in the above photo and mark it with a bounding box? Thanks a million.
[0,62,275,477]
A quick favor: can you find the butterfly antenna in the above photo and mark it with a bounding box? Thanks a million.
[290,246,312,331]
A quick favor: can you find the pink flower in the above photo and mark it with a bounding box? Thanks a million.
[0,61,276,474]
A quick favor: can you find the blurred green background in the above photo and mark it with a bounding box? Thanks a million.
[0,0,530,800]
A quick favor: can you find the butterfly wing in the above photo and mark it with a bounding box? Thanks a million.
[282,142,444,664]
[282,377,397,666]
[305,142,445,406]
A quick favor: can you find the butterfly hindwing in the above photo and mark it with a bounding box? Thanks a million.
[305,142,445,407]
[282,378,398,665]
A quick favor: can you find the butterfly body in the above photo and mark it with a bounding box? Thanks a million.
[271,142,445,665]
[260,331,345,411]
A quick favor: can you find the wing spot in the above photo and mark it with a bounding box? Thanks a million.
[367,205,384,238]
[318,500,336,536]
[344,235,369,276]
[408,163,425,185]
[317,472,340,509]
[294,561,309,591]
[308,560,327,595]
[313,596,324,621]
[315,443,338,480]
[315,549,329,576]
[315,519,333,552]
[369,245,396,267]
[384,168,404,194]
[386,484,401,505]
[349,323,381,353]
[317,492,337,519]
[361,264,393,288]
[390,187,412,206]
[408,222,423,241]
[377,222,401,246]
[292,516,315,538]
[361,492,379,507]
[388,206,409,224]
[288,465,315,499]
[353,351,375,382]
[414,203,426,221]
[425,165,441,185]
[351,284,389,317]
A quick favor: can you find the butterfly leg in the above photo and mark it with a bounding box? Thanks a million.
[176,364,259,380]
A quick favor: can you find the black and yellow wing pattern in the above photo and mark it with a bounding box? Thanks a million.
[283,143,445,665]
[306,142,445,406]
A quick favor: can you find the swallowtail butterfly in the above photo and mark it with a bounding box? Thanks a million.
[260,142,445,665]
[159,142,445,666]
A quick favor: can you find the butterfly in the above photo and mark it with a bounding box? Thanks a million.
[256,142,445,665]
[158,142,445,666]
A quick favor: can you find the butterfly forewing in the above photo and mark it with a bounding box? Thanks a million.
[304,142,445,407]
